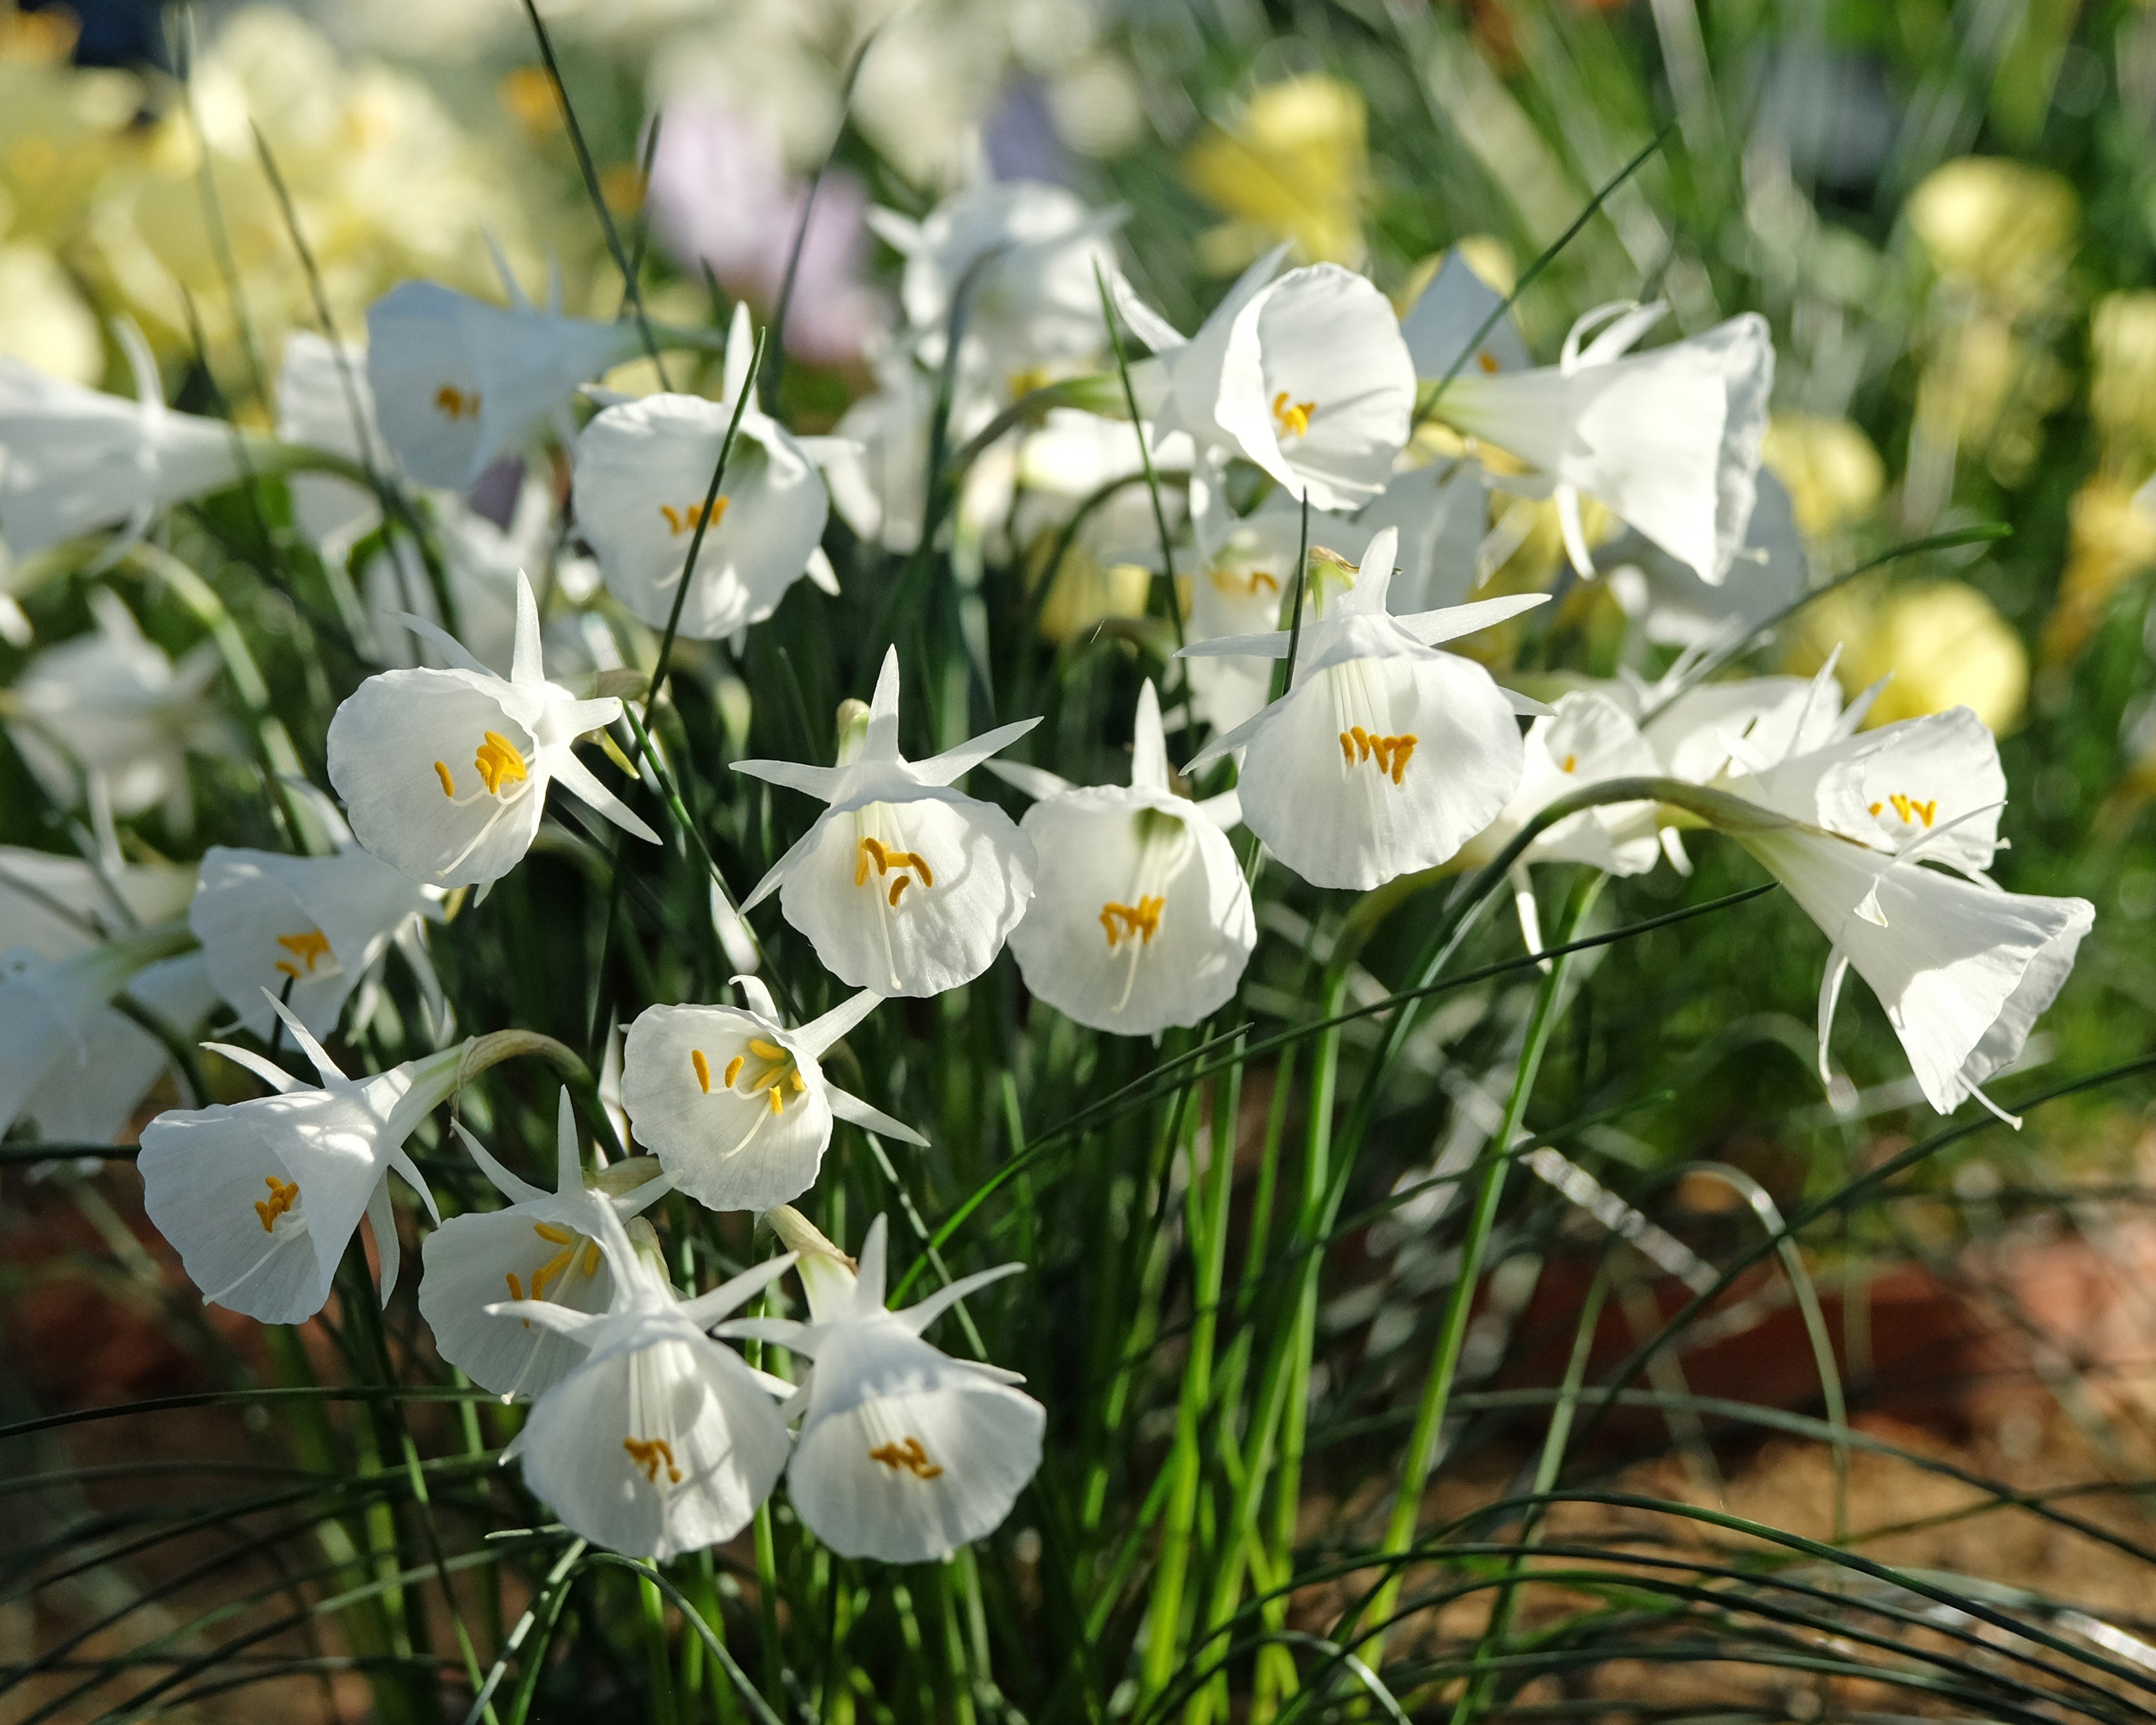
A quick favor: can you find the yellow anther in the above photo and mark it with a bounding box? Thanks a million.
[659,497,729,537]
[748,1039,787,1060]
[868,1436,945,1479]
[1208,564,1280,599]
[1868,801,1882,816]
[529,1248,573,1301]
[1561,753,1577,774]
[533,1222,575,1245]
[580,1241,601,1276]
[1477,349,1501,375]
[723,1054,744,1089]
[435,384,481,421]
[1338,729,1417,786]
[1886,793,1937,827]
[253,1174,299,1232]
[789,1069,807,1093]
[623,1435,682,1485]
[768,1085,784,1116]
[272,930,331,982]
[1100,896,1165,949]
[1271,390,1314,440]
[691,1049,711,1094]
[434,760,455,797]
[889,876,909,907]
[505,1270,524,1301]
[856,837,933,896]
[474,731,529,795]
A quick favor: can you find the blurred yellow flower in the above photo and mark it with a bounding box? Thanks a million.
[1182,74,1367,273]
[1794,579,2028,733]
[1761,414,1883,537]
[1906,157,2077,317]
[2042,477,2156,667]
[0,239,101,384]
[2091,291,2156,466]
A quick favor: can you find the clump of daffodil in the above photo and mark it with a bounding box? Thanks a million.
[1761,415,1884,539]
[1792,580,2028,733]
[1181,73,1369,272]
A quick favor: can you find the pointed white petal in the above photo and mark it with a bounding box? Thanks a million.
[913,716,1044,787]
[827,1087,929,1146]
[550,751,662,845]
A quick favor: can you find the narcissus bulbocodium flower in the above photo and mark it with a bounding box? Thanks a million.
[575,304,843,642]
[992,680,1255,1034]
[729,1210,1045,1566]
[733,647,1038,996]
[365,275,639,490]
[1431,301,1772,584]
[138,996,461,1323]
[189,844,444,1041]
[620,976,924,1213]
[490,1198,798,1560]
[326,571,658,889]
[418,1090,674,1403]
[1181,526,1548,890]
[1111,246,1416,510]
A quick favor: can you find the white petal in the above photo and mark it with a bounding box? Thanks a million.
[418,1204,614,1400]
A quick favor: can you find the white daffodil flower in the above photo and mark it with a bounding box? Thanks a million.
[734,648,1038,996]
[489,1198,798,1560]
[1601,471,1808,649]
[0,324,245,559]
[362,473,553,679]
[870,179,1122,385]
[1112,249,1416,510]
[1458,691,1661,956]
[991,681,1254,1034]
[189,845,445,1041]
[1180,527,1547,890]
[620,978,924,1213]
[366,277,637,491]
[13,953,218,1145]
[575,305,841,641]
[0,918,196,1141]
[1398,248,1530,382]
[418,1090,674,1403]
[326,571,659,889]
[727,1211,1044,1566]
[138,997,458,1323]
[1432,301,1772,584]
[277,331,386,554]
[5,587,241,826]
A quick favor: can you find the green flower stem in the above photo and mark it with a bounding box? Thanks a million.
[641,1573,682,1725]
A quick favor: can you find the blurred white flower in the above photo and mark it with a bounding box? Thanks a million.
[326,572,658,889]
[993,680,1254,1034]
[492,1201,797,1560]
[363,471,554,680]
[1113,250,1416,510]
[277,332,388,554]
[1434,302,1772,584]
[139,997,459,1323]
[575,305,842,641]
[1183,527,1546,889]
[1398,248,1529,382]
[733,647,1038,997]
[188,844,445,1041]
[366,278,637,490]
[621,976,923,1213]
[419,1090,673,1403]
[823,350,945,553]
[728,1211,1043,1565]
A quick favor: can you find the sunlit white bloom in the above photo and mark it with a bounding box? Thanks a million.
[1183,528,1546,889]
[327,571,658,889]
[278,331,386,553]
[734,648,1038,996]
[993,681,1254,1034]
[730,1212,1044,1565]
[0,326,245,559]
[189,845,444,1041]
[621,977,924,1212]
[1601,471,1807,648]
[575,305,841,641]
[366,278,637,491]
[419,1090,673,1403]
[1398,248,1530,382]
[4,588,241,827]
[491,1199,797,1560]
[1432,302,1772,583]
[139,999,457,1322]
[869,179,1120,383]
[1114,248,1416,510]
[363,472,553,678]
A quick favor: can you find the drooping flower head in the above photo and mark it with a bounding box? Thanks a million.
[733,648,1039,996]
[419,1090,673,1403]
[621,978,924,1213]
[326,571,658,889]
[728,1211,1045,1566]
[491,1196,798,1559]
[993,681,1256,1034]
[139,996,458,1323]
[1182,526,1547,889]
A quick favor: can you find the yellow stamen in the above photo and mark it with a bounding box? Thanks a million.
[253,1174,299,1232]
[768,1085,784,1116]
[1477,349,1500,375]
[275,929,332,977]
[533,1222,574,1245]
[529,1247,573,1301]
[855,838,933,895]
[748,1039,786,1059]
[1271,390,1314,440]
[1561,753,1577,774]
[1100,896,1166,949]
[723,1054,744,1089]
[691,1049,711,1094]
[889,876,909,907]
[1886,793,1937,827]
[659,497,730,536]
[623,1435,682,1485]
[580,1241,601,1276]
[505,1270,524,1300]
[868,1436,945,1479]
[1338,729,1418,787]
[434,760,455,797]
[1208,564,1280,599]
[474,731,529,795]
[435,384,481,420]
